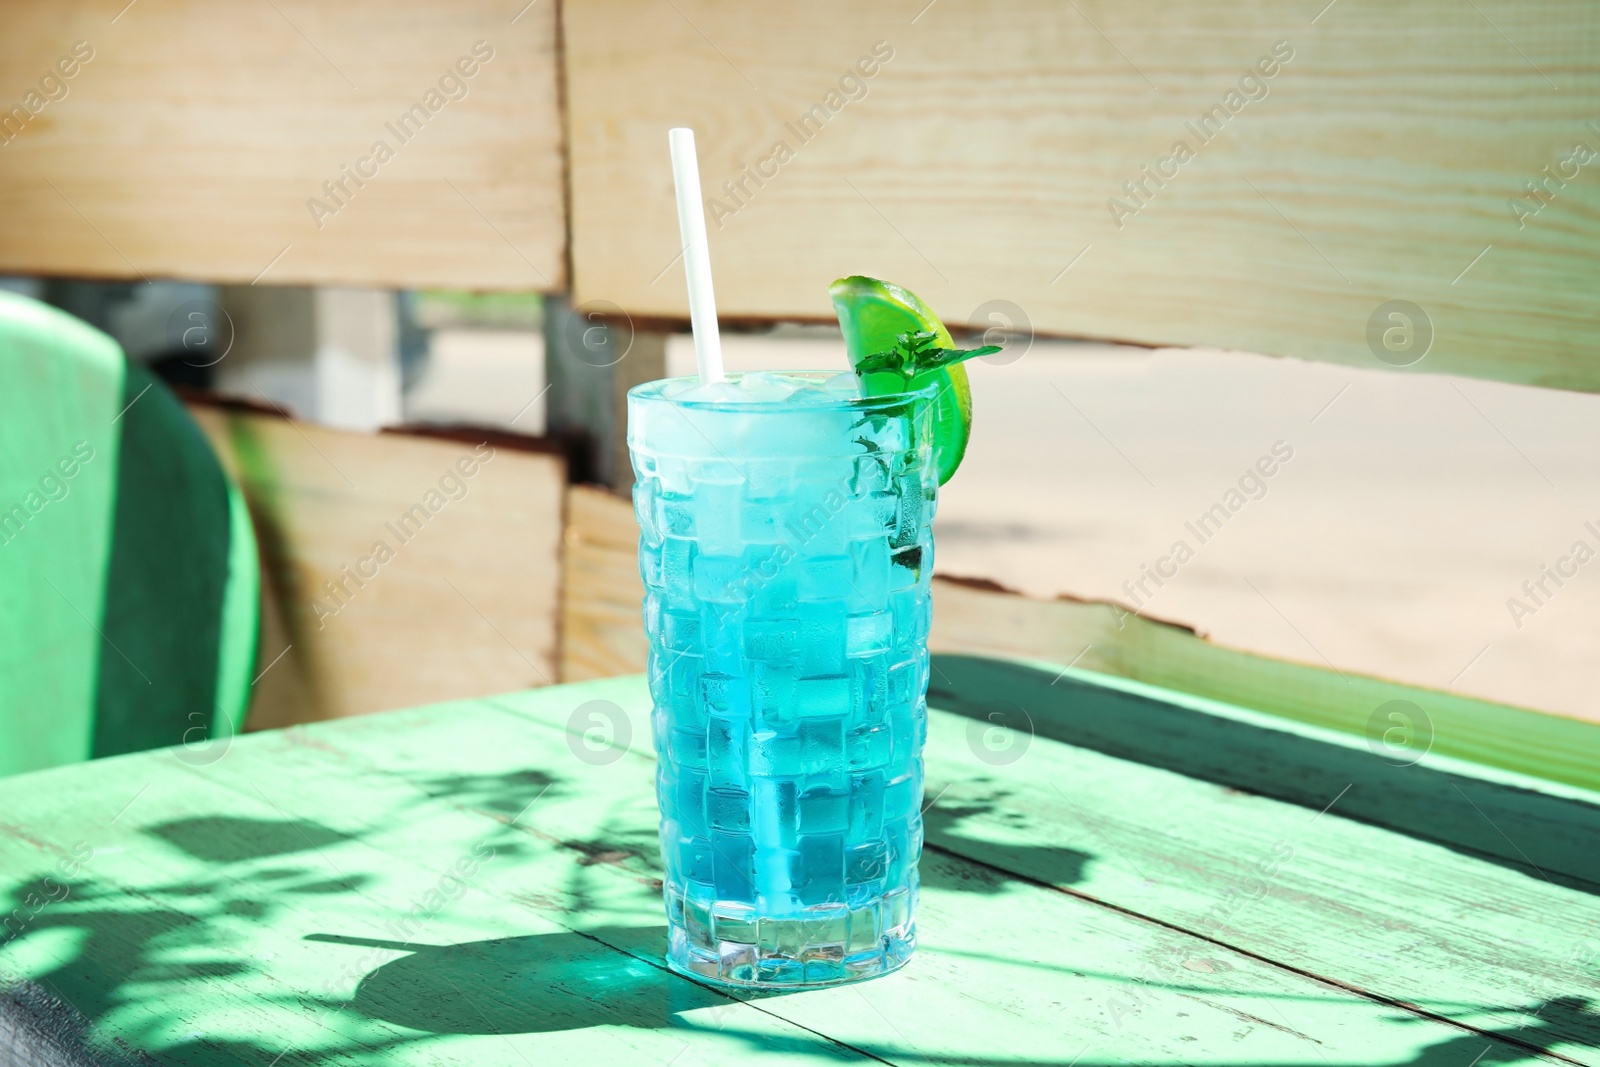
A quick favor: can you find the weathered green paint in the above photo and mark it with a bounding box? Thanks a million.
[930,655,1600,887]
[1081,621,1600,796]
[944,585,1600,795]
[921,656,1600,1060]
[2,671,1591,1065]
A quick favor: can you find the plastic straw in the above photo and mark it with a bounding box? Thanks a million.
[668,127,726,384]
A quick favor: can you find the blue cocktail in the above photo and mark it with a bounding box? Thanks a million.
[629,371,938,988]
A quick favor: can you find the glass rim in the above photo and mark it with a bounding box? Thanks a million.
[628,371,939,413]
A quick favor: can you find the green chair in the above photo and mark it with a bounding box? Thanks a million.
[0,291,258,776]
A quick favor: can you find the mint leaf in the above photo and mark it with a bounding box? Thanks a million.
[917,344,1002,371]
[855,330,1002,379]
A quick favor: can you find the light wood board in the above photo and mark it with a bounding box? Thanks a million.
[560,484,650,684]
[0,0,563,290]
[559,482,1600,794]
[564,0,1600,391]
[190,403,565,726]
[0,675,1584,1064]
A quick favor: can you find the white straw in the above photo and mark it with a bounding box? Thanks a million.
[668,127,725,384]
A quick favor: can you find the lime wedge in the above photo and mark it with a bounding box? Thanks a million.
[829,276,995,485]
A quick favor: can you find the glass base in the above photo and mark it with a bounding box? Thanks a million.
[665,913,916,990]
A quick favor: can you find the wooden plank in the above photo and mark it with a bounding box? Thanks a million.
[0,677,1568,1064]
[915,658,1600,1060]
[926,577,1600,795]
[0,728,848,1064]
[0,0,563,290]
[557,478,1600,794]
[189,402,565,725]
[564,0,1600,391]
[925,653,1600,888]
[375,679,1600,1065]
[560,485,650,682]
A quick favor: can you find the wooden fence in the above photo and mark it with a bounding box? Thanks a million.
[3,1,1594,387]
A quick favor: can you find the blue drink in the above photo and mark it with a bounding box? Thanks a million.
[628,371,937,988]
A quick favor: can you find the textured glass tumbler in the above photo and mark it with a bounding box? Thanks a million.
[628,374,937,989]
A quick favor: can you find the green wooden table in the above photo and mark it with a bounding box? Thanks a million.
[2,655,1598,1065]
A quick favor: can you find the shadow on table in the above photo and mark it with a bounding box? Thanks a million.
[308,926,751,1035]
[0,765,949,1064]
[921,797,1092,894]
[928,654,1600,893]
[312,929,1600,1067]
[1,833,1597,1065]
[4,716,1596,1065]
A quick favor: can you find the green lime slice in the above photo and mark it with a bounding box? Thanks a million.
[829,276,997,485]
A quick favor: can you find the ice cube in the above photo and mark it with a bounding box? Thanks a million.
[738,372,798,402]
[676,381,746,404]
[823,372,862,397]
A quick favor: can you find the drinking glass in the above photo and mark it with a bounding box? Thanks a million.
[628,372,938,987]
